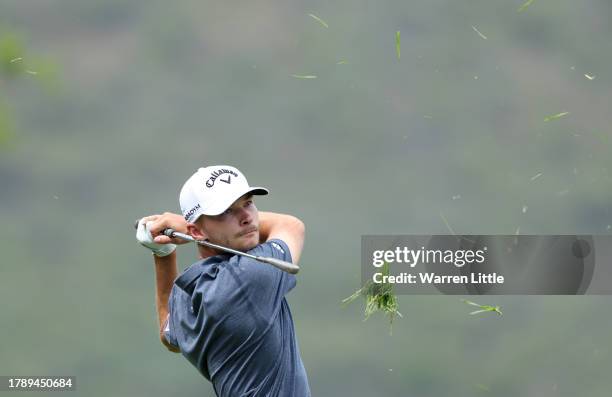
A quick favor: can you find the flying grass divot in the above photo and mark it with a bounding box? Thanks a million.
[461,299,502,316]
[518,0,535,13]
[342,263,402,334]
[308,13,328,29]
[395,31,400,60]
[543,111,569,122]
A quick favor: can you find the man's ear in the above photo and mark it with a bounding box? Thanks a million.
[187,222,207,241]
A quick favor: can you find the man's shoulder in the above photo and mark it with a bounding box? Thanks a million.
[173,240,292,298]
[247,239,292,262]
[173,256,227,296]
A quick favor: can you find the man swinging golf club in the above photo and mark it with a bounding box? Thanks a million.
[135,165,311,397]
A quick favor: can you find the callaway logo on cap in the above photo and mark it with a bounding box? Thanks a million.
[179,165,269,222]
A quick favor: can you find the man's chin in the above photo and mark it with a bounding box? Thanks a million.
[236,232,259,251]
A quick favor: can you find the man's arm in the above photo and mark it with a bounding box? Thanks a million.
[139,213,192,353]
[153,251,181,353]
[258,211,305,264]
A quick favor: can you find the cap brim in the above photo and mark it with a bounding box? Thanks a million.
[202,186,269,216]
[248,187,269,196]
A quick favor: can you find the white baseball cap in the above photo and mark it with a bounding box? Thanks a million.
[179,165,269,222]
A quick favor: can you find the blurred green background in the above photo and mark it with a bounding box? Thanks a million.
[1,0,611,396]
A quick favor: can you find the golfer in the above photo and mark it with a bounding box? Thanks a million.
[136,165,311,396]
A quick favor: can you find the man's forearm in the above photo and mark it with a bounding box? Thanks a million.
[257,211,305,264]
[258,211,296,242]
[154,251,178,330]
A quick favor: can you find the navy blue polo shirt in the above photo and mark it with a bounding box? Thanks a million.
[164,239,311,397]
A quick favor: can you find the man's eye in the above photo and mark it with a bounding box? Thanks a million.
[245,200,253,207]
[223,208,232,215]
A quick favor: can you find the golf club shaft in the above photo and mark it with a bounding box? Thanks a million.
[164,229,258,258]
[134,220,299,274]
[162,229,299,275]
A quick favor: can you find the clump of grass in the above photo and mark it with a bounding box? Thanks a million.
[342,263,402,334]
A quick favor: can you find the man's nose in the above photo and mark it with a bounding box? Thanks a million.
[237,208,252,225]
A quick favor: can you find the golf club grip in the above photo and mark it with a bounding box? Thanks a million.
[257,256,300,275]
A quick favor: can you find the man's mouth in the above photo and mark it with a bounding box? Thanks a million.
[239,227,258,237]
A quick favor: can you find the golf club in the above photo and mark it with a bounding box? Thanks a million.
[134,221,300,274]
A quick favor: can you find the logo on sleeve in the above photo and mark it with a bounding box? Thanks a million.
[271,242,285,254]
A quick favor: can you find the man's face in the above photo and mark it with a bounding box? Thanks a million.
[199,194,260,252]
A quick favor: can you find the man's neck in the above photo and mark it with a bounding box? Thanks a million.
[197,246,223,259]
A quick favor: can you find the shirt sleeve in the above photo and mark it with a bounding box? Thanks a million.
[163,289,180,349]
[237,239,297,315]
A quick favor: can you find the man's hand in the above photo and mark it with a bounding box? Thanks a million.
[138,212,192,245]
[136,218,177,257]
[136,212,192,257]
